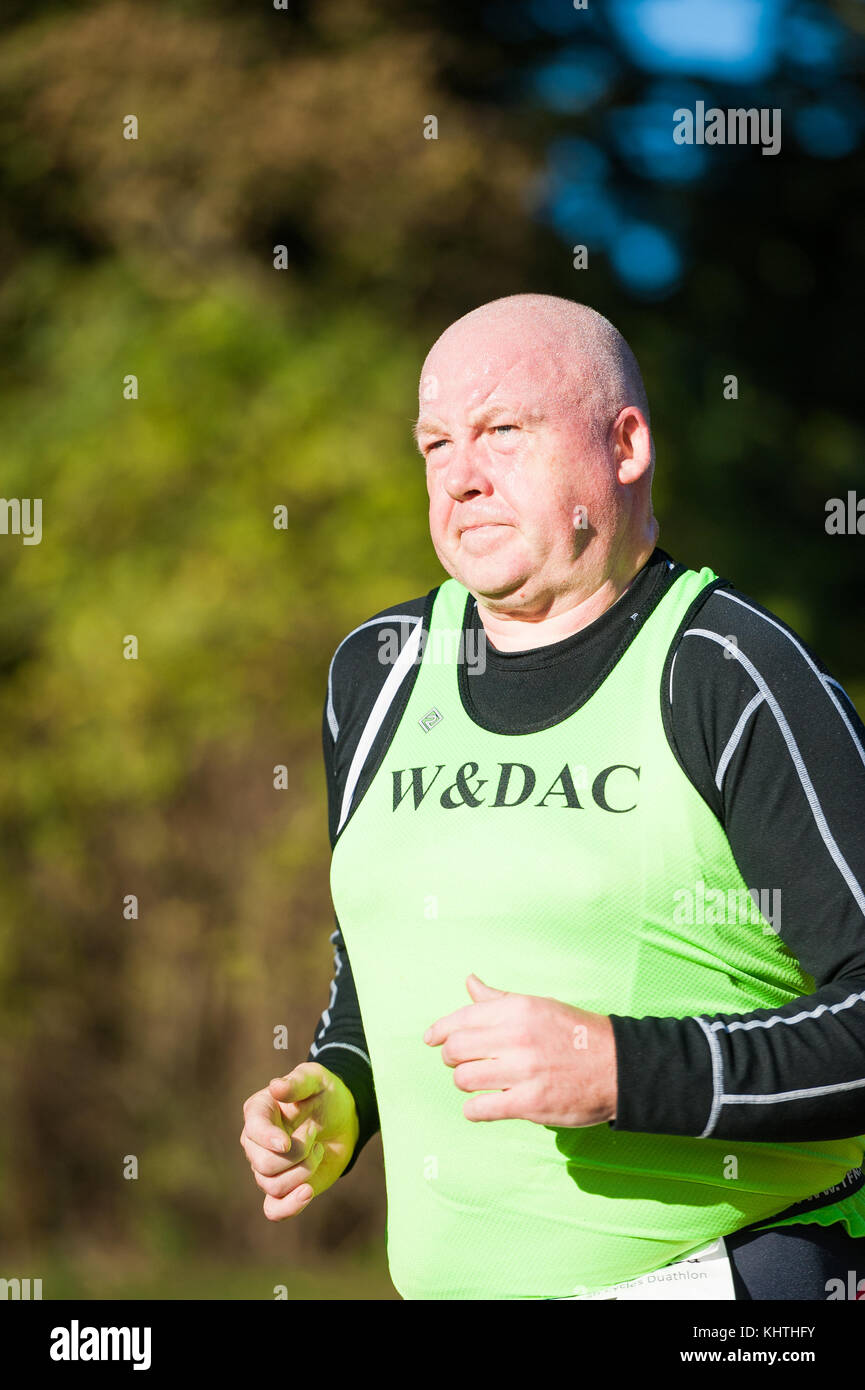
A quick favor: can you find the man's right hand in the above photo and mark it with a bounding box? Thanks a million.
[240,1061,360,1221]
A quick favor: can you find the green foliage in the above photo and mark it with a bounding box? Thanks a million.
[0,256,431,1261]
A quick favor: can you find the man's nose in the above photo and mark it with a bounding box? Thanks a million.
[441,437,493,501]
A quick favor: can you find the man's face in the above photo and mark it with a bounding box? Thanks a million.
[415,334,616,606]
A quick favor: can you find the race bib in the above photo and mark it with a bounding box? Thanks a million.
[561,1238,737,1301]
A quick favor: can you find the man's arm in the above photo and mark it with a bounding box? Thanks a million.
[306,919,379,1176]
[610,583,865,1142]
[303,599,429,1172]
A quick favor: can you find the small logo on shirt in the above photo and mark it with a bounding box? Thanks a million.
[419,707,443,732]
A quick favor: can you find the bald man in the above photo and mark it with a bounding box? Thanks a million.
[241,295,865,1301]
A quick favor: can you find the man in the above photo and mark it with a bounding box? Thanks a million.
[240,295,865,1300]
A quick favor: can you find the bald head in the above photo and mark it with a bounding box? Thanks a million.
[418,294,650,453]
[417,292,658,630]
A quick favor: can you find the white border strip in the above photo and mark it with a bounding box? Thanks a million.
[326,615,421,741]
[336,619,424,833]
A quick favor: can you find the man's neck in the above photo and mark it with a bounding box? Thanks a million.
[475,547,655,653]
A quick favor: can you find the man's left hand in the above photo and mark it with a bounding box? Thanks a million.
[423,974,617,1127]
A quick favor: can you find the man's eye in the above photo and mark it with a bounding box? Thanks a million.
[427,439,449,452]
[493,425,516,434]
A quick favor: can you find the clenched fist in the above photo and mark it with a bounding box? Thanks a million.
[240,1062,359,1221]
[424,974,618,1127]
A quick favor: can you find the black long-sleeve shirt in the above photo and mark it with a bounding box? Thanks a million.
[307,547,865,1176]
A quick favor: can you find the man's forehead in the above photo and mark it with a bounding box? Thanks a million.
[418,344,565,409]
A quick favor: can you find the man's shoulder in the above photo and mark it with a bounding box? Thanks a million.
[329,589,436,667]
[665,566,862,743]
[673,569,833,679]
[324,586,441,744]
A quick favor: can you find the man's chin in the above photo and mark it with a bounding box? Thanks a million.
[432,536,531,600]
[454,562,530,602]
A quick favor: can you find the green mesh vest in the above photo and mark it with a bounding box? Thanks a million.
[329,565,865,1299]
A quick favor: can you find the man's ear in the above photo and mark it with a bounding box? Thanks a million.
[612,407,652,483]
